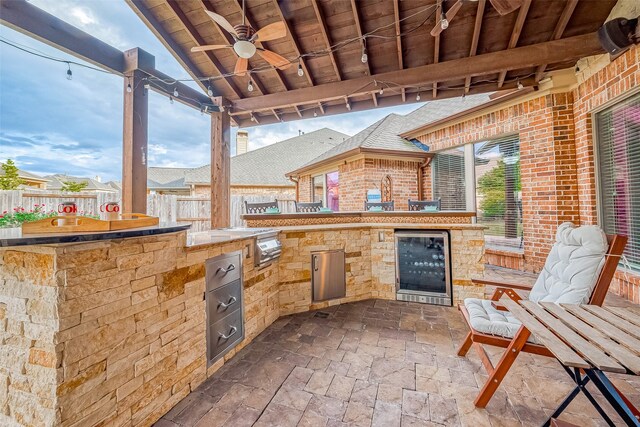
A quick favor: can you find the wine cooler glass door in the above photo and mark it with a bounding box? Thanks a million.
[395,232,450,298]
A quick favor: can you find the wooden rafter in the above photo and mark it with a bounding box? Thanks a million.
[272,0,314,87]
[232,32,604,113]
[465,0,486,93]
[433,1,441,99]
[165,0,243,98]
[311,0,342,82]
[393,0,405,102]
[497,0,532,88]
[535,0,579,81]
[349,0,377,105]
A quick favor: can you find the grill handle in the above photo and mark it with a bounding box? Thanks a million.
[216,264,236,275]
[219,326,238,341]
[217,296,237,310]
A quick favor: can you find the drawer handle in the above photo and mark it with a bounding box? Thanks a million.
[219,326,237,341]
[216,264,236,275]
[217,296,237,310]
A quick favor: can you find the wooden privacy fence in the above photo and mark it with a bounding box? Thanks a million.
[1,190,295,231]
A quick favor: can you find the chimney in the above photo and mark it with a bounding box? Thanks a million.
[236,130,249,155]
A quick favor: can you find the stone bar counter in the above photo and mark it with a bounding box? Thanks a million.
[0,217,484,426]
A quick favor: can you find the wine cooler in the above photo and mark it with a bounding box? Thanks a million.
[395,230,452,306]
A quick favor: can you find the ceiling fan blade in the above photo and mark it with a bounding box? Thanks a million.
[489,0,523,15]
[234,57,248,76]
[191,45,232,52]
[252,21,287,42]
[430,0,463,37]
[258,49,292,70]
[205,10,238,37]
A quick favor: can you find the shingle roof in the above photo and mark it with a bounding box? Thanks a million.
[147,167,192,190]
[0,164,49,182]
[290,94,492,175]
[45,174,117,192]
[185,128,349,186]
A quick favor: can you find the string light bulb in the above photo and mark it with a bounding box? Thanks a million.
[173,87,179,97]
[66,64,72,80]
[207,85,213,97]
[314,110,318,117]
[126,78,132,93]
[361,46,368,64]
[248,80,254,92]
[416,92,421,101]
[250,114,256,122]
[297,63,304,77]
[440,11,449,30]
[346,102,351,111]
[517,80,524,90]
[379,87,384,95]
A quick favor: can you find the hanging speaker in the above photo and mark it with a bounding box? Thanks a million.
[597,17,638,56]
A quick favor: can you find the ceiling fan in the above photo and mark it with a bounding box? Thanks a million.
[190,1,291,76]
[430,0,524,37]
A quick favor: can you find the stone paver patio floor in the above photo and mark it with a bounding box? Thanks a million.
[156,267,640,427]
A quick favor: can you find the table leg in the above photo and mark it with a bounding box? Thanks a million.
[584,369,640,427]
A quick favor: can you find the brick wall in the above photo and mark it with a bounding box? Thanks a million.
[338,158,366,211]
[191,184,295,198]
[297,175,312,203]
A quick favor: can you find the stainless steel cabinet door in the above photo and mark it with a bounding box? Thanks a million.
[312,250,346,302]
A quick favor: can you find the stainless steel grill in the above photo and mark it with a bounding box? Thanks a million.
[254,231,282,268]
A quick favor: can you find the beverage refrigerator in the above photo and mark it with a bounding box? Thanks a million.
[394,230,452,306]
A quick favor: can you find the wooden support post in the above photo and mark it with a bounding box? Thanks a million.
[211,98,230,229]
[122,68,148,214]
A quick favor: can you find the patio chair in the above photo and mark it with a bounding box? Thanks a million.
[244,199,278,214]
[457,222,627,408]
[408,199,441,211]
[295,201,323,213]
[364,201,394,211]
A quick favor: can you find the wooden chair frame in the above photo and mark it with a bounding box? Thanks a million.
[457,234,628,408]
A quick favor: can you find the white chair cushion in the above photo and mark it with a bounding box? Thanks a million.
[528,222,608,305]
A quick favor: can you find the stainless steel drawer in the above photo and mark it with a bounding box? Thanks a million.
[208,309,244,361]
[207,280,242,325]
[206,253,241,289]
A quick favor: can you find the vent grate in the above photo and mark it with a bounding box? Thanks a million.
[314,311,330,318]
[396,292,451,307]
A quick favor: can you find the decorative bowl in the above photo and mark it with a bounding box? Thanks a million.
[264,208,280,214]
[422,206,439,212]
[369,207,384,212]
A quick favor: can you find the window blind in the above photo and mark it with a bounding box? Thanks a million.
[596,92,640,271]
[474,135,522,246]
[432,147,467,210]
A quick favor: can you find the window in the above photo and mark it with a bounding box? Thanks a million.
[432,146,467,210]
[596,92,640,271]
[475,135,522,249]
[311,171,339,211]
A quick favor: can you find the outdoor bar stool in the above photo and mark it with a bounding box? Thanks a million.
[364,201,394,211]
[244,199,278,214]
[408,199,441,211]
[295,201,323,213]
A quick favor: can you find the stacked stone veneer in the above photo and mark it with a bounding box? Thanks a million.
[0,224,484,426]
[0,231,278,427]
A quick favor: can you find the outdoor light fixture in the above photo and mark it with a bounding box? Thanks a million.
[416,92,421,101]
[314,110,318,117]
[361,46,368,64]
[346,103,351,111]
[144,83,150,91]
[297,63,304,77]
[247,80,254,92]
[379,87,384,95]
[126,83,132,93]
[233,40,257,59]
[440,11,449,30]
[173,87,179,97]
[66,65,72,80]
[517,80,524,90]
[207,86,213,97]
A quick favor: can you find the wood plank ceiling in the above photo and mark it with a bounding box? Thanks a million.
[127,0,616,127]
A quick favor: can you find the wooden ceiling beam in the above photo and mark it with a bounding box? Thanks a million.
[272,0,314,87]
[464,0,486,94]
[535,0,579,81]
[349,0,377,105]
[235,77,537,127]
[232,32,604,112]
[393,0,406,102]
[165,0,243,98]
[433,1,442,99]
[311,0,342,82]
[497,0,532,87]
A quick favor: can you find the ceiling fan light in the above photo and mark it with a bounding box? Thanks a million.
[234,40,257,59]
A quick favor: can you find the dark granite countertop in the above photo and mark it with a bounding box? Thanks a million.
[0,223,191,247]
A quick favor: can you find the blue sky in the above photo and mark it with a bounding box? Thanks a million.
[0,0,423,182]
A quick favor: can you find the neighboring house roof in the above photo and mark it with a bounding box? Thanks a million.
[185,128,349,187]
[0,164,49,183]
[147,167,192,191]
[106,181,122,192]
[287,94,492,176]
[45,174,116,192]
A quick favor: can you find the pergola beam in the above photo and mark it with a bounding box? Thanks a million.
[465,0,486,93]
[497,0,532,87]
[311,0,342,81]
[272,0,314,87]
[393,0,406,102]
[232,32,603,113]
[433,1,442,99]
[535,0,579,81]
[349,0,377,105]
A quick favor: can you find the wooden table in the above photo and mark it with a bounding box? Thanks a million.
[502,299,640,426]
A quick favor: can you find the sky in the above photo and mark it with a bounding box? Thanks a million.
[0,0,423,183]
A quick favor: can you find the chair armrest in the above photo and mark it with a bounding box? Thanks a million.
[490,287,524,302]
[471,278,534,291]
[491,301,509,311]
